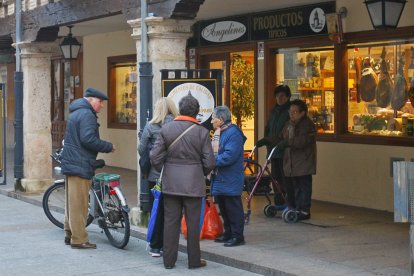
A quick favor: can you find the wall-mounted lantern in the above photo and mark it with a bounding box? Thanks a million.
[364,0,406,29]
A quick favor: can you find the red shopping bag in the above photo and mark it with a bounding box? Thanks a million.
[181,198,207,240]
[201,199,223,240]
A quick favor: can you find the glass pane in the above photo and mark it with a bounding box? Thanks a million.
[347,40,414,137]
[209,60,226,105]
[275,47,335,134]
[115,65,137,124]
[230,51,255,150]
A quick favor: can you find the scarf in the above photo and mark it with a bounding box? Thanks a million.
[211,121,231,156]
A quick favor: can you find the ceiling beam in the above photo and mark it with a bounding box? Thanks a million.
[0,0,203,45]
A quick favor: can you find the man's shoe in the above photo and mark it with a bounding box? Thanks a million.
[164,265,175,269]
[149,248,161,257]
[297,211,311,221]
[71,242,97,249]
[64,237,71,245]
[214,235,230,243]
[224,238,245,247]
[189,259,207,269]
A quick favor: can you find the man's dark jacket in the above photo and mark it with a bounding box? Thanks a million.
[61,98,113,179]
[264,102,290,158]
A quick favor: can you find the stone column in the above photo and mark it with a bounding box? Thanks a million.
[128,17,194,225]
[18,41,58,192]
[129,16,194,104]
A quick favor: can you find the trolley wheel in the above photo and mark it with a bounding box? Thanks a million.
[281,207,290,221]
[244,213,250,225]
[284,210,298,223]
[263,204,278,217]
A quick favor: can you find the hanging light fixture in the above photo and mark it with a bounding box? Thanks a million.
[59,25,82,59]
[364,0,406,29]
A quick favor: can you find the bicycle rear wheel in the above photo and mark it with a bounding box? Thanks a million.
[99,193,130,249]
[42,181,94,229]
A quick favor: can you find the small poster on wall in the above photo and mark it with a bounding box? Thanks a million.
[162,79,220,130]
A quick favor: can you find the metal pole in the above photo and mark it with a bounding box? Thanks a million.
[14,0,24,181]
[1,84,6,185]
[411,224,414,275]
[0,83,6,185]
[138,0,153,212]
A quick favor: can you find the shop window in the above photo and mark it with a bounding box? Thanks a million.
[347,41,414,137]
[275,47,335,134]
[107,55,137,129]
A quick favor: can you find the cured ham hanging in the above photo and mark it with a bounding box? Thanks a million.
[360,57,378,102]
[376,47,392,108]
[392,53,408,111]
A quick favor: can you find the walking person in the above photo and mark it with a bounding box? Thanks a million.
[210,106,246,247]
[61,88,115,249]
[278,99,317,220]
[138,97,178,257]
[256,85,292,207]
[150,93,215,269]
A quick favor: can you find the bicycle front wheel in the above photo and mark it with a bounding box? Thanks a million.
[42,182,66,229]
[100,194,130,249]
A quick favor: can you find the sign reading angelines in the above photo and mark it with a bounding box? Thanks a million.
[198,16,249,46]
[194,2,335,46]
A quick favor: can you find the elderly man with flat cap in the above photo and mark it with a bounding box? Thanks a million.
[61,87,116,249]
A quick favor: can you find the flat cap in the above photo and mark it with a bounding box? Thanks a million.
[84,87,109,100]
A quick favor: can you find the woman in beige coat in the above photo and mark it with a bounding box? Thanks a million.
[150,94,215,270]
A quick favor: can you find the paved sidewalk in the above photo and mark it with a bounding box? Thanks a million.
[0,166,410,276]
[0,194,260,276]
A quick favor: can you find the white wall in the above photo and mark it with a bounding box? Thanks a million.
[83,30,137,170]
[314,143,414,212]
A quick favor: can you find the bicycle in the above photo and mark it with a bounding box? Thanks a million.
[42,148,131,249]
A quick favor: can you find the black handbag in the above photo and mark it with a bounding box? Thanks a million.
[139,144,152,178]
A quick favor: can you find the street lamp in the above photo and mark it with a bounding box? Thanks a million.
[59,25,81,59]
[364,0,406,29]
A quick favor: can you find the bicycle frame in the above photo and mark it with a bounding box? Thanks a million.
[89,176,130,219]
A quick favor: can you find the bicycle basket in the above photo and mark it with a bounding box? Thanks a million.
[94,173,121,187]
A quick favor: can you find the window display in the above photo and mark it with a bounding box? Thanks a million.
[347,41,414,137]
[107,55,137,129]
[275,47,335,133]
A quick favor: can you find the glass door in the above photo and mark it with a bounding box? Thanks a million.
[200,51,256,151]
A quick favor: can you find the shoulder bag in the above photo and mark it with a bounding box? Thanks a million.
[154,124,196,188]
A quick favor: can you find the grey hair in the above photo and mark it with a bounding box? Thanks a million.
[179,93,199,117]
[213,105,232,122]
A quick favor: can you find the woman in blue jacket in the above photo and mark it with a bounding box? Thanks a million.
[211,105,246,247]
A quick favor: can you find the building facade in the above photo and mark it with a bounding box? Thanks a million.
[0,0,413,212]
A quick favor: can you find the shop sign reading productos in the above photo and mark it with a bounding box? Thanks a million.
[192,1,335,46]
[251,2,334,40]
